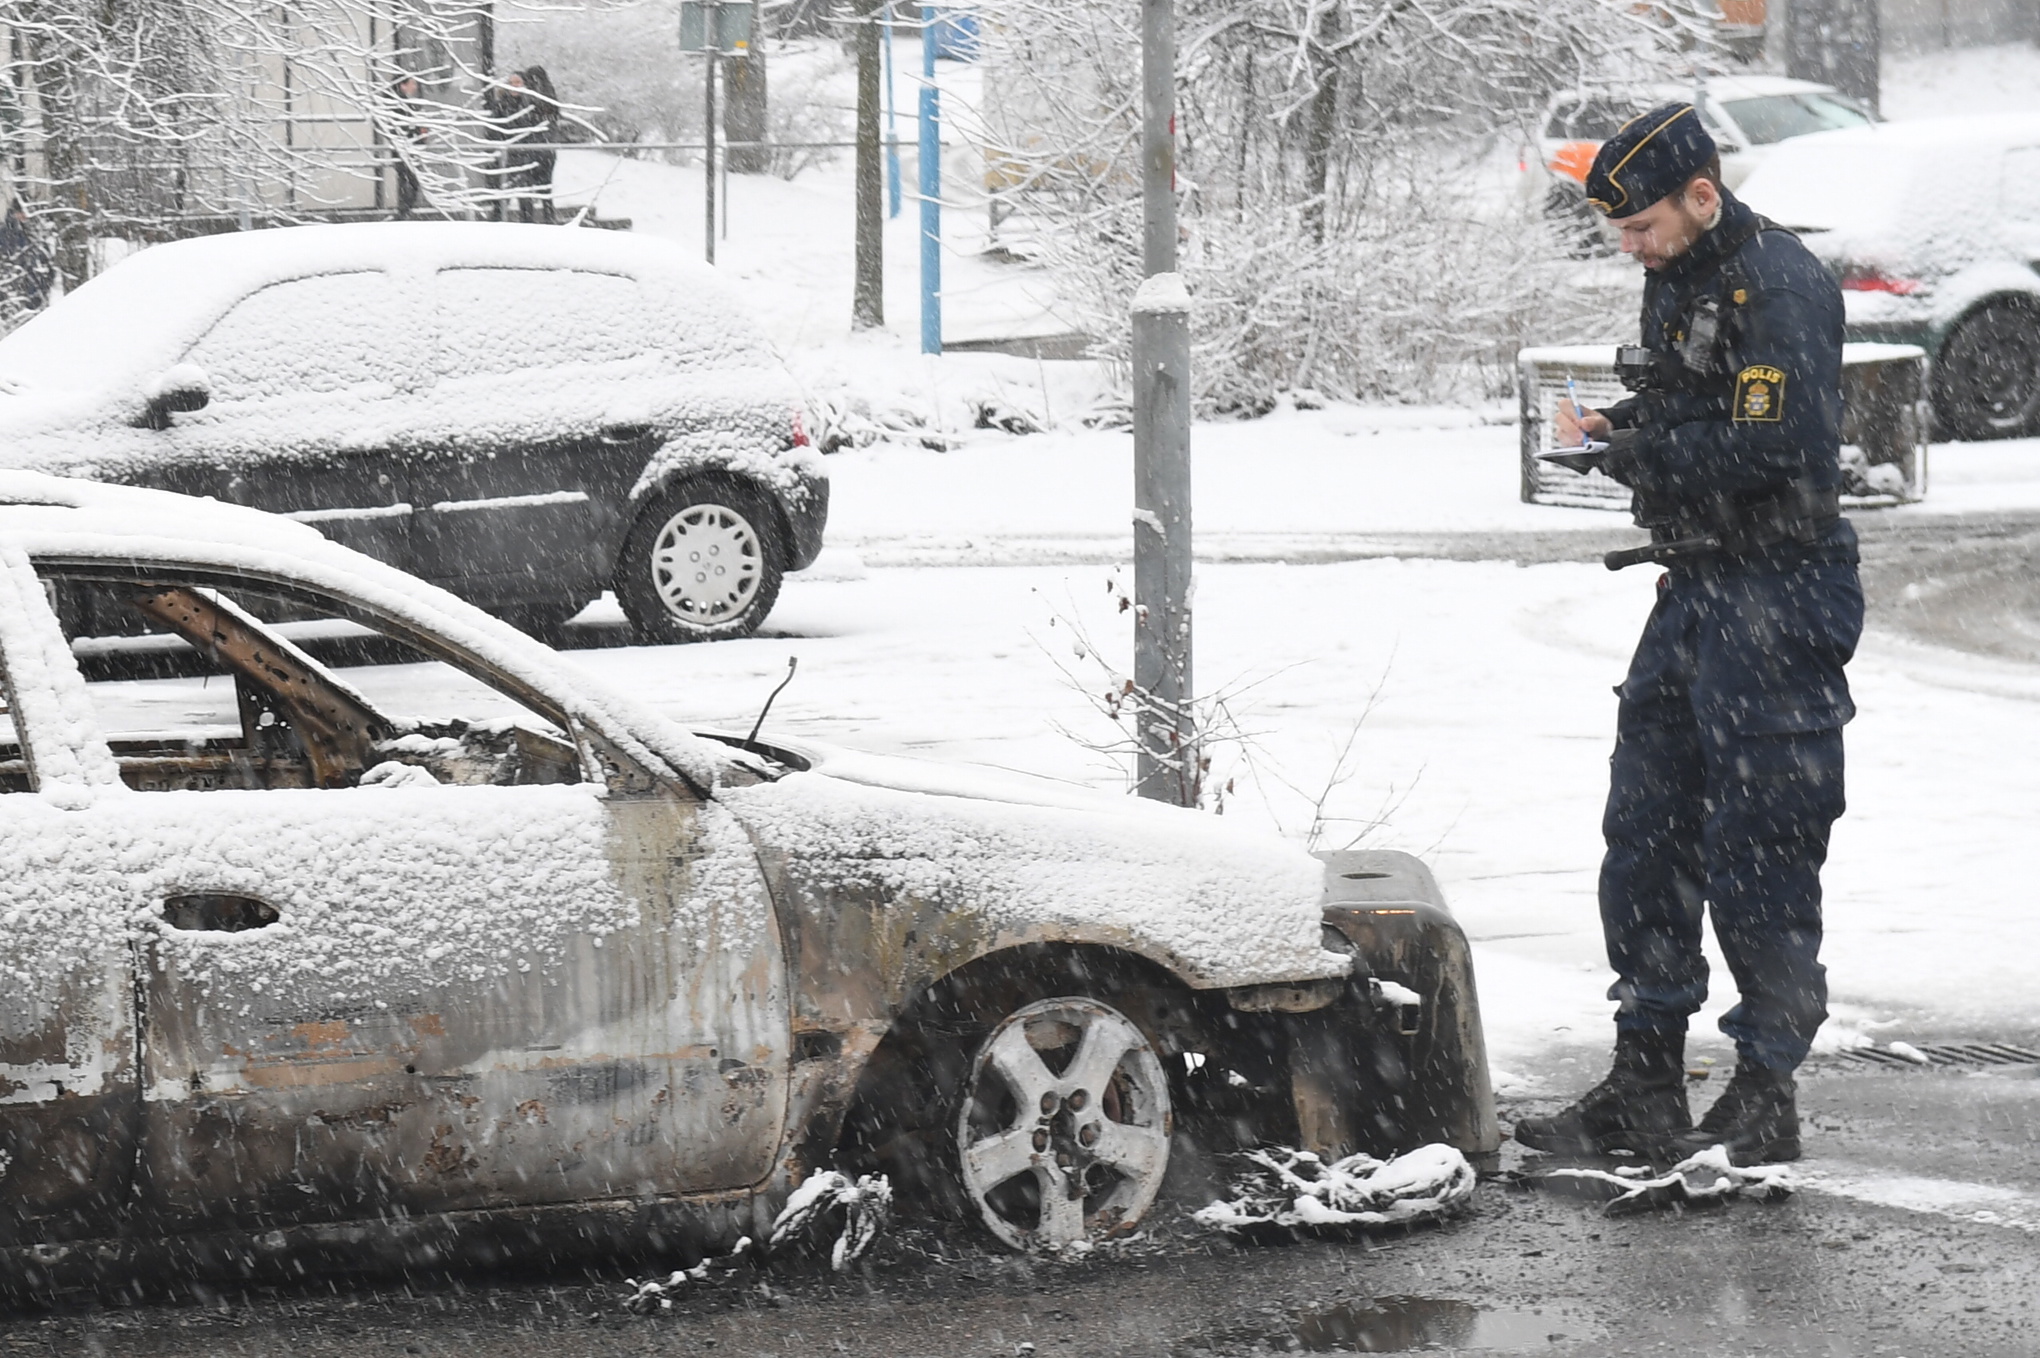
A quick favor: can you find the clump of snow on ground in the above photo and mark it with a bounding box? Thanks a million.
[767,1170,894,1272]
[1536,1145,1794,1216]
[1196,1143,1478,1232]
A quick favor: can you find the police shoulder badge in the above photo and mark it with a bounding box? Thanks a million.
[1734,364,1785,423]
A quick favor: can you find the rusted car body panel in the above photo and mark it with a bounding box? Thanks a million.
[1,472,1498,1292]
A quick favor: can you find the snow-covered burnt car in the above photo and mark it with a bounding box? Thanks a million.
[0,223,826,641]
[1737,114,2040,440]
[0,473,1497,1291]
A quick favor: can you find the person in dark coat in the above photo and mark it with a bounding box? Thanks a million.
[0,199,54,320]
[482,71,538,222]
[388,75,430,219]
[517,66,562,224]
[1513,104,1860,1167]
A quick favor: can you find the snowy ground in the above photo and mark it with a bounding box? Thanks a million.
[521,35,2040,1088]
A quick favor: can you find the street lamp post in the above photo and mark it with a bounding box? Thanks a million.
[1132,0,1192,805]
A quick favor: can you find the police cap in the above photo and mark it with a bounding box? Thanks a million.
[1585,103,1717,218]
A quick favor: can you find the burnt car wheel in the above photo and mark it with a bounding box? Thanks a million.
[954,996,1173,1251]
[615,476,785,642]
[1934,301,2040,440]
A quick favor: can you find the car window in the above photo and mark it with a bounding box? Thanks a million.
[432,268,647,379]
[43,571,582,793]
[2005,146,2040,222]
[1545,97,1640,141]
[1719,93,1872,146]
[184,271,420,406]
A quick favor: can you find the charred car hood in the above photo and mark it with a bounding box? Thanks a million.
[713,741,1351,991]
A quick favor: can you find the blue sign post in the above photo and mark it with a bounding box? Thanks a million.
[918,6,941,355]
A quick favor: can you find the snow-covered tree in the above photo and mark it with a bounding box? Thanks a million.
[974,0,1716,409]
[2,0,528,292]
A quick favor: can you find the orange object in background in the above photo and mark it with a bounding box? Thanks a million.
[1719,0,1767,25]
[1548,140,1600,183]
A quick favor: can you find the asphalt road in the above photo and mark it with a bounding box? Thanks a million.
[8,1061,2038,1358]
[7,502,2038,1357]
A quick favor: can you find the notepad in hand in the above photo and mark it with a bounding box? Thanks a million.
[1538,441,1609,474]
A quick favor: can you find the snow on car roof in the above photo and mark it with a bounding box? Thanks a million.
[1738,113,2040,233]
[0,468,729,789]
[0,221,761,394]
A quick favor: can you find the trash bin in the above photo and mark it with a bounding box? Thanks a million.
[1517,341,1930,508]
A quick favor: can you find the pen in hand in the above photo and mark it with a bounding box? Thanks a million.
[1566,376,1593,450]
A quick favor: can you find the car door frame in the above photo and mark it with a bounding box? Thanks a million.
[13,551,794,1235]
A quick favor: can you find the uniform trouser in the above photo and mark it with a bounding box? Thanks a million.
[1599,553,1863,1072]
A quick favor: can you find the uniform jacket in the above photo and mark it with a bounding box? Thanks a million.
[1601,193,1846,513]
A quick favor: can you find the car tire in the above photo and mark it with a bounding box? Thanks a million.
[1933,301,2040,441]
[949,994,1174,1252]
[613,475,785,643]
[836,953,1191,1253]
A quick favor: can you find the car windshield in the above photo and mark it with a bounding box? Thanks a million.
[1721,93,1873,146]
[0,275,169,393]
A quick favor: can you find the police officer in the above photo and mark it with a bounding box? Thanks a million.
[1513,104,1863,1166]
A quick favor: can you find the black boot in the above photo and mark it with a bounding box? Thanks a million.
[1668,1062,1800,1165]
[1513,1030,1691,1157]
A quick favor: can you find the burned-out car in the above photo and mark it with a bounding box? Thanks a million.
[0,472,1495,1291]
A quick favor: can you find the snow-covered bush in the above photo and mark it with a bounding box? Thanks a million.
[974,0,1708,410]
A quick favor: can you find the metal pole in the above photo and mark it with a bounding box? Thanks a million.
[852,4,885,330]
[884,7,902,219]
[703,50,718,264]
[1133,0,1192,805]
[918,7,941,355]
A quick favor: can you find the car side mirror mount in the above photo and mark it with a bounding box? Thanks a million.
[139,363,211,429]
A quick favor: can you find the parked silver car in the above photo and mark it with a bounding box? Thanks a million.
[0,472,1496,1290]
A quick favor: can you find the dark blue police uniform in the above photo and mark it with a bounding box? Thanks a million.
[1593,149,1862,1075]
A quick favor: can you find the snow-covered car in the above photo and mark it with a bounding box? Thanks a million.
[0,223,827,642]
[1735,114,2040,440]
[0,472,1496,1288]
[1531,76,1874,250]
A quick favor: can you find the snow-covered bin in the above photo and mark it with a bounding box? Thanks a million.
[1517,342,1930,509]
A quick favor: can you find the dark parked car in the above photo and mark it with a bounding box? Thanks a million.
[0,473,1496,1288]
[0,222,827,639]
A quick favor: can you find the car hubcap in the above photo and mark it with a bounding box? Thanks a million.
[957,997,1171,1251]
[649,502,762,625]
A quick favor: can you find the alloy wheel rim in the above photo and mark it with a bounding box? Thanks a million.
[649,502,762,624]
[956,997,1172,1251]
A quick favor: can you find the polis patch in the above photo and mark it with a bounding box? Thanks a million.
[1735,365,1785,423]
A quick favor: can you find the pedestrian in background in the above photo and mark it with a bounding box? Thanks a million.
[482,71,536,222]
[388,74,430,220]
[0,199,54,324]
[516,66,562,225]
[1513,104,1860,1168]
